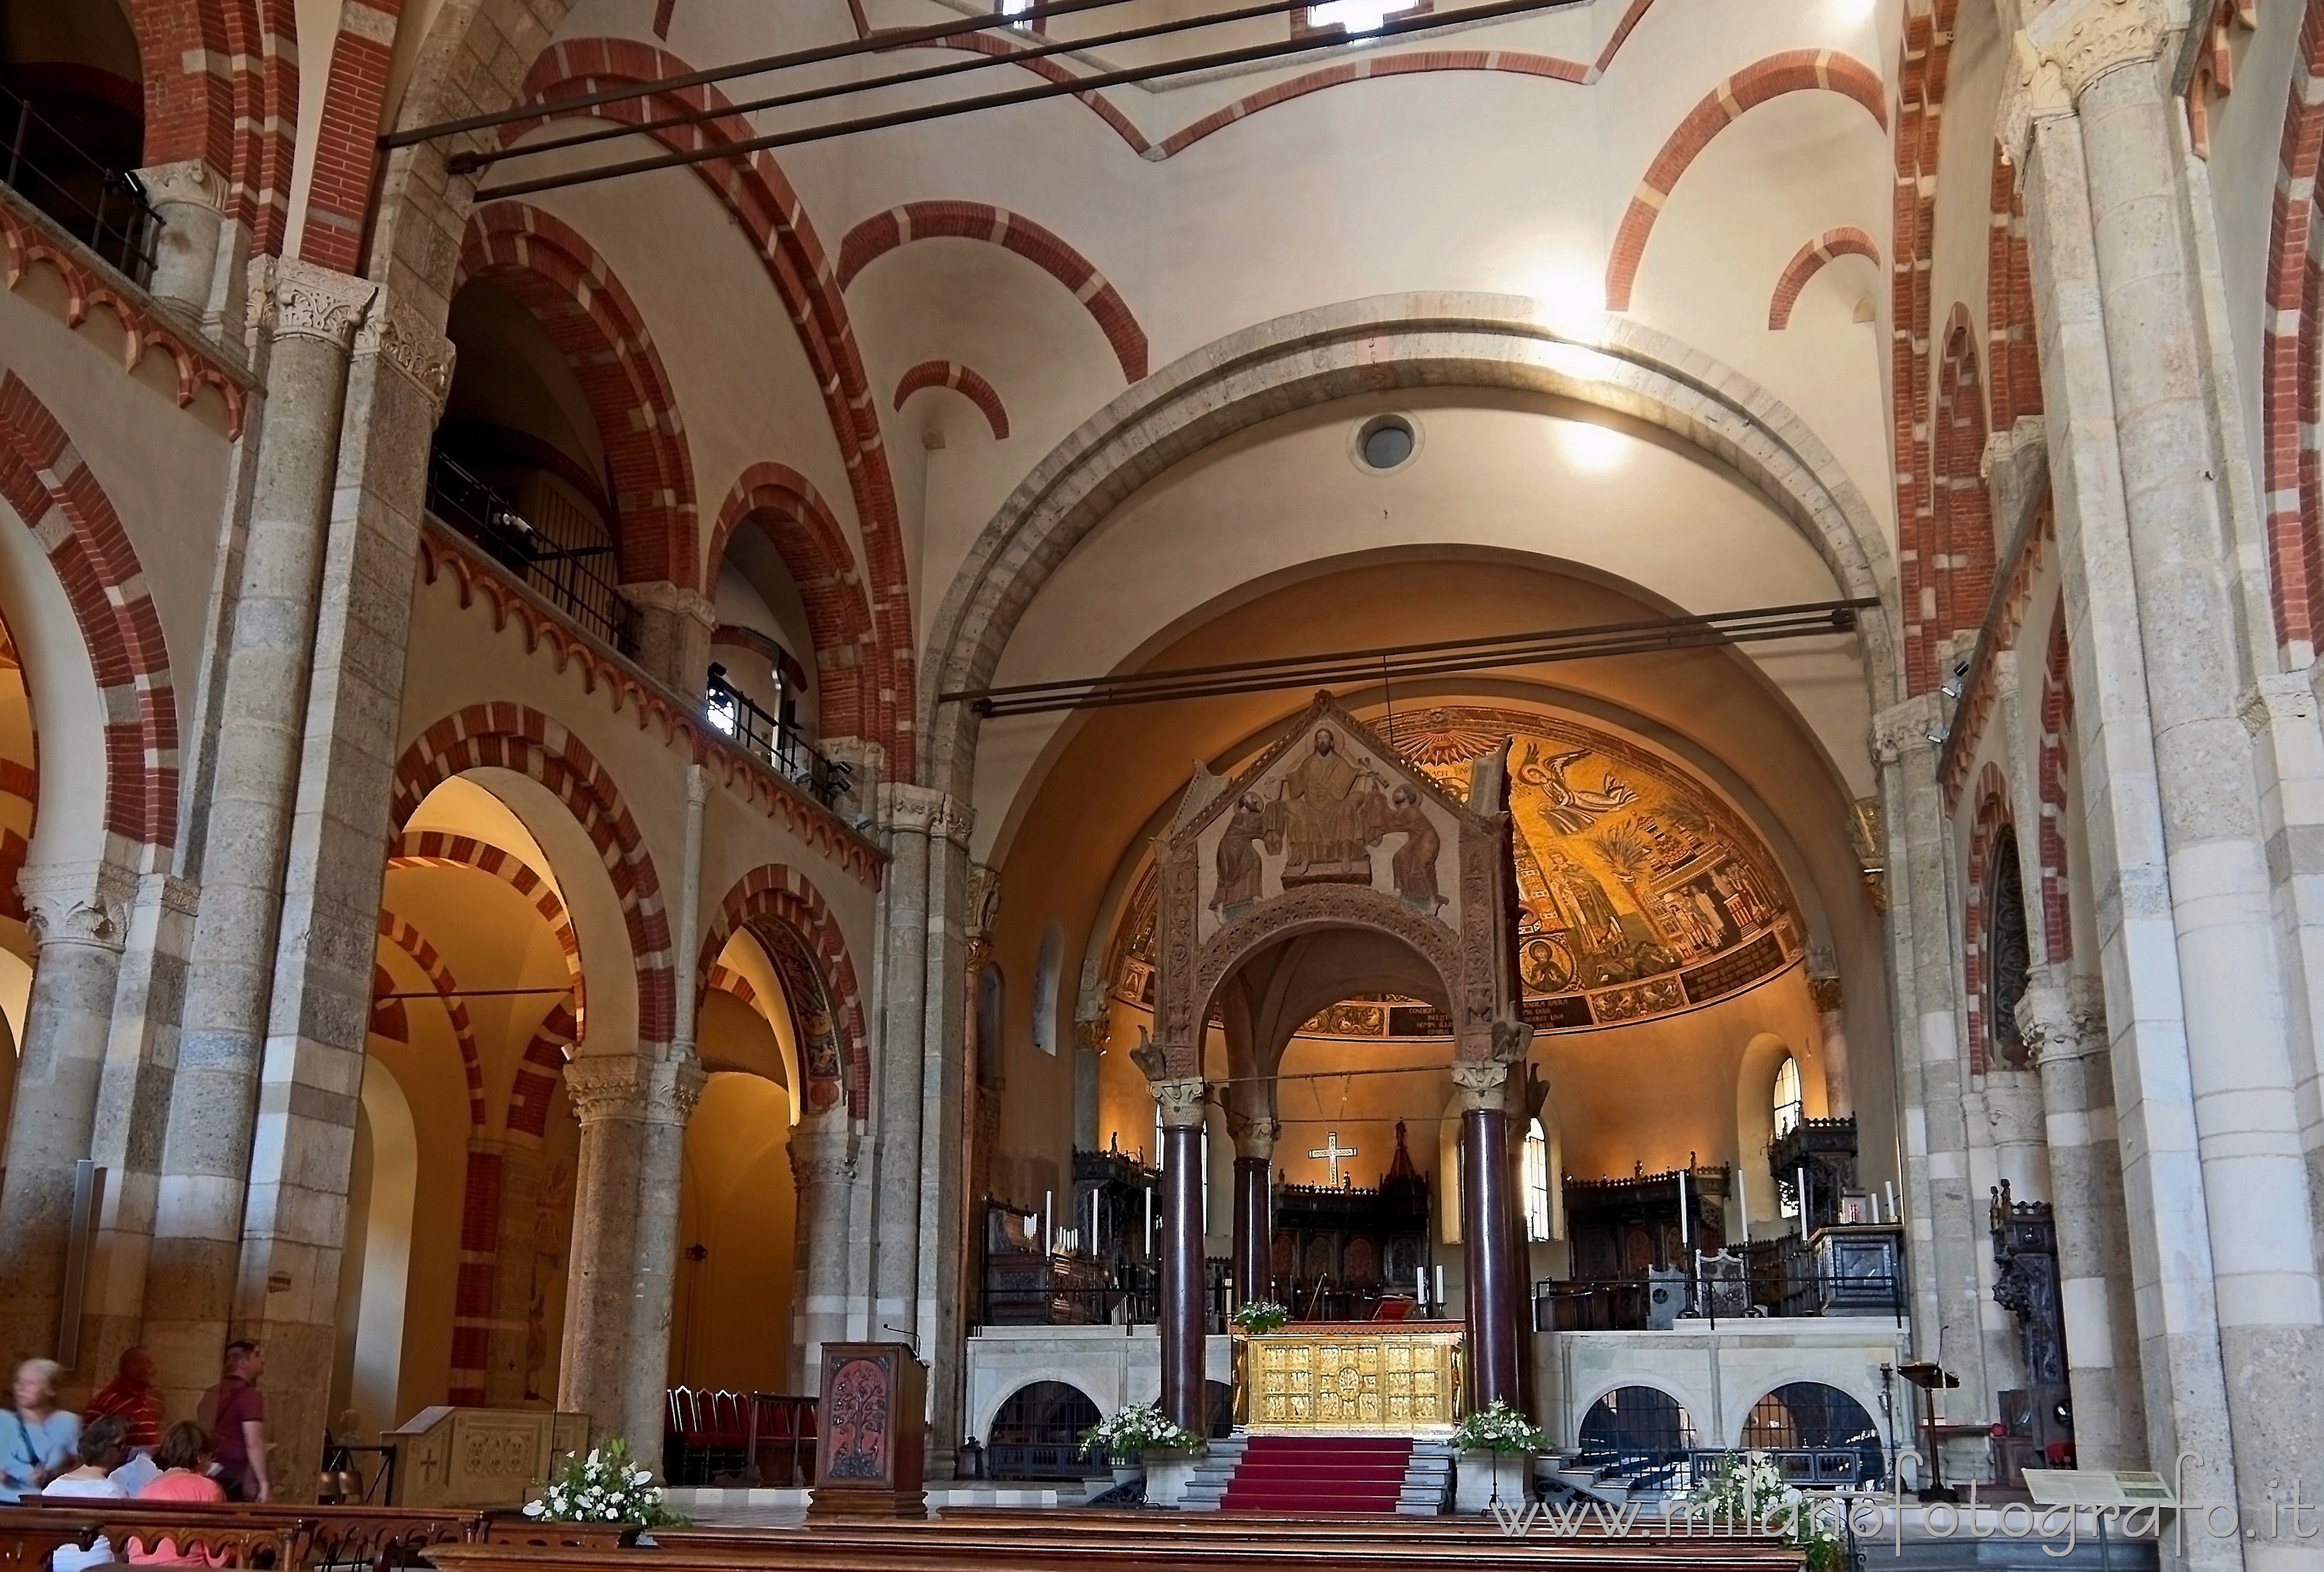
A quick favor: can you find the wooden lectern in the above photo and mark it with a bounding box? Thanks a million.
[806,1342,927,1520]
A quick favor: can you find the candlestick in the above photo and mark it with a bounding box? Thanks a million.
[1740,1195,1750,1245]
[1677,1166,1691,1249]
[1435,1264,1445,1308]
[1044,1189,1053,1255]
[1796,1165,1808,1234]
[1143,1184,1152,1249]
[1417,1265,1426,1309]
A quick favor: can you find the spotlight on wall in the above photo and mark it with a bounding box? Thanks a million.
[1557,419,1628,473]
[1925,726,1949,747]
[1939,657,1970,700]
[1530,266,1607,338]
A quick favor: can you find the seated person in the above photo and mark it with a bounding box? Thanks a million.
[44,1416,130,1572]
[126,1424,230,1570]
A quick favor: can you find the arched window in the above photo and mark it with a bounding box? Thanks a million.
[1741,1382,1885,1482]
[986,1381,1100,1479]
[1987,830,2032,1069]
[1772,1056,1802,1139]
[976,964,1005,1088]
[1578,1387,1697,1463]
[1033,922,1063,1057]
[1522,1118,1552,1243]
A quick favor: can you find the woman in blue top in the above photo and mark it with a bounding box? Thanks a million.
[1,1357,81,1501]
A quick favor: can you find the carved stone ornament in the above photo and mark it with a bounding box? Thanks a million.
[646,1057,708,1124]
[2014,975,2107,1062]
[1227,1114,1282,1159]
[355,289,457,409]
[134,159,221,213]
[1490,1011,1534,1065]
[562,1054,647,1125]
[1810,974,1845,1014]
[964,862,1001,944]
[1450,1060,1510,1112]
[2025,0,2163,105]
[789,1121,857,1188]
[267,257,377,350]
[1151,1075,1209,1128]
[1870,693,1946,766]
[879,782,974,846]
[16,860,137,949]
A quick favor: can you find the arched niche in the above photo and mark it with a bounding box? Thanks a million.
[331,1055,417,1438]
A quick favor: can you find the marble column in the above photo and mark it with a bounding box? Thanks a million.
[1154,1076,1207,1433]
[1455,1063,1518,1409]
[1227,1115,1279,1308]
[141,259,374,1424]
[624,1058,705,1458]
[2014,0,2324,1534]
[2016,978,2145,1469]
[871,785,934,1344]
[0,860,136,1364]
[1808,974,1853,1118]
[789,1120,857,1397]
[618,582,717,698]
[915,794,973,1479]
[558,1055,648,1439]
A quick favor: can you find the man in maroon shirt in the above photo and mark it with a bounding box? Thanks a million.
[195,1341,271,1502]
[82,1347,163,1453]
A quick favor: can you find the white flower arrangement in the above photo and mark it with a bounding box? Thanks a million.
[1230,1300,1292,1334]
[1451,1399,1545,1455]
[1078,1401,1204,1461]
[521,1436,686,1527]
[1687,1450,1842,1572]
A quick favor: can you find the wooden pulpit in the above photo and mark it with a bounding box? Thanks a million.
[806,1342,928,1519]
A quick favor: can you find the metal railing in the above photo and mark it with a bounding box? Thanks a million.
[704,665,851,808]
[425,449,637,655]
[1534,1265,1906,1331]
[0,84,158,286]
[974,1268,1231,1333]
[1687,1446,1880,1488]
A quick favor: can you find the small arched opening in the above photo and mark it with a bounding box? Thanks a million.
[1577,1385,1698,1467]
[986,1380,1102,1479]
[1739,1381,1885,1483]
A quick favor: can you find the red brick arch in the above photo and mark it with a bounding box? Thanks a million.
[390,704,673,1054]
[2260,0,2324,660]
[377,909,487,1128]
[2037,609,2074,967]
[0,373,180,853]
[1986,141,2042,432]
[698,865,869,1120]
[837,202,1147,383]
[1766,227,1880,329]
[1963,763,2013,1076]
[129,0,298,255]
[389,828,585,1017]
[1919,307,1995,683]
[1892,2,1959,696]
[707,464,877,745]
[1605,48,1887,312]
[894,360,1010,441]
[509,40,915,776]
[458,202,698,590]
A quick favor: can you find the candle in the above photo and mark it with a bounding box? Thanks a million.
[1417,1265,1427,1308]
[1143,1185,1152,1247]
[1740,1195,1750,1245]
[1435,1264,1446,1308]
[1044,1189,1053,1255]
[1677,1166,1691,1249]
[1796,1166,1808,1232]
[1885,1180,1898,1223]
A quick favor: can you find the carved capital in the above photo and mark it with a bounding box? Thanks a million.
[790,1122,856,1188]
[2015,975,2108,1062]
[354,289,457,409]
[646,1057,708,1124]
[1998,30,2075,170]
[265,257,377,350]
[1810,974,1845,1014]
[964,863,1001,947]
[562,1054,646,1126]
[1871,693,1948,765]
[2024,0,2164,105]
[136,159,222,213]
[879,782,974,846]
[1227,1114,1281,1159]
[17,860,137,949]
[1151,1075,1208,1128]
[1451,1060,1510,1112]
[618,580,719,632]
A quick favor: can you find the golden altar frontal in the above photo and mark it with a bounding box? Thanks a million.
[1236,1322,1465,1434]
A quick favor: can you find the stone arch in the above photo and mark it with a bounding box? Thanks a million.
[1604,48,1887,311]
[974,1374,1102,1451]
[457,201,698,589]
[1572,1380,1705,1451]
[389,705,673,1056]
[0,372,180,857]
[1732,1376,1883,1454]
[127,0,297,255]
[1766,228,1880,330]
[388,829,585,1014]
[2260,0,2324,660]
[837,202,1147,382]
[705,464,877,745]
[893,362,1010,441]
[920,296,1900,797]
[1890,0,1962,690]
[376,909,487,1128]
[506,996,578,1142]
[696,865,870,1121]
[1193,888,1464,1056]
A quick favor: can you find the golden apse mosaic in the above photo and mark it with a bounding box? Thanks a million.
[1110,705,1800,1036]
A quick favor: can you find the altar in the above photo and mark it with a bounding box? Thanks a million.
[1236,1322,1466,1435]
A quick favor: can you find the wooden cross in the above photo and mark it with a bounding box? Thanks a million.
[1309,1131,1359,1185]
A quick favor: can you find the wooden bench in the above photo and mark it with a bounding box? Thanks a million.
[0,1500,489,1572]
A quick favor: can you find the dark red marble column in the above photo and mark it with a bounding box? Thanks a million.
[1160,1119,1207,1432]
[1231,1155,1272,1307]
[1461,1102,1520,1408]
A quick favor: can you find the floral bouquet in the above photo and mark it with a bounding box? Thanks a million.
[1230,1299,1291,1334]
[1451,1399,1545,1454]
[1078,1401,1204,1461]
[521,1437,686,1527]
[1689,1450,1842,1572]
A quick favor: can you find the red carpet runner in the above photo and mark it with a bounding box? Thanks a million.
[1219,1436,1415,1514]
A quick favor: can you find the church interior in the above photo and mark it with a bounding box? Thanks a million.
[1,0,2320,1561]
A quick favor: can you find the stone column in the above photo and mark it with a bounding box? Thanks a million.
[1454,1063,1518,1409]
[789,1120,857,1397]
[133,160,238,347]
[1227,1115,1278,1307]
[142,259,374,1420]
[624,1059,705,1458]
[2014,0,2324,1529]
[1154,1076,1207,1433]
[871,784,935,1344]
[1872,696,1993,1472]
[915,793,974,1479]
[558,1055,649,1439]
[619,583,717,698]
[1808,974,1853,1118]
[0,860,136,1364]
[2016,978,2145,1469]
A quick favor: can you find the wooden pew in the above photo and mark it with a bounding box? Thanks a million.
[0,1500,490,1571]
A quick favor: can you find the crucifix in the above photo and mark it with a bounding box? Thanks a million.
[1309,1130,1359,1186]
